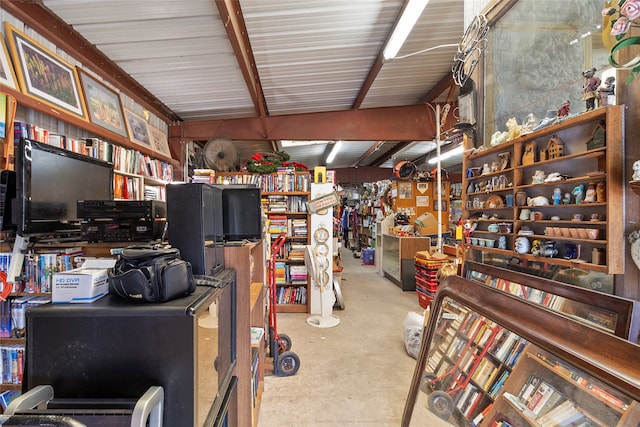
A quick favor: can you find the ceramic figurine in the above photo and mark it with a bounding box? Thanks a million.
[584,182,596,203]
[582,67,601,111]
[532,170,546,184]
[565,243,578,260]
[572,184,585,204]
[527,196,549,206]
[598,76,615,106]
[515,236,530,254]
[563,192,572,204]
[506,117,521,141]
[633,160,640,181]
[533,110,558,131]
[540,241,558,257]
[557,100,571,118]
[531,239,542,256]
[498,236,507,250]
[520,113,538,135]
[596,181,606,202]
[553,188,562,205]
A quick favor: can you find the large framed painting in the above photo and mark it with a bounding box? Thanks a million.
[4,22,87,120]
[78,68,127,137]
[0,37,18,89]
[124,109,152,148]
[147,125,172,158]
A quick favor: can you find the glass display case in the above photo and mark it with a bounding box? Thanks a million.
[381,235,431,290]
[402,275,640,426]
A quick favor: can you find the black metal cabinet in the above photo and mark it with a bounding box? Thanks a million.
[24,271,236,427]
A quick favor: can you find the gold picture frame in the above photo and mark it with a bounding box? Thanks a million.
[78,68,128,137]
[147,125,171,158]
[0,36,18,89]
[124,109,152,148]
[4,22,87,120]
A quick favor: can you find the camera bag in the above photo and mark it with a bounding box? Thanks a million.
[108,245,195,302]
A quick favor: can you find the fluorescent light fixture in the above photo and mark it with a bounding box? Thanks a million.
[383,0,430,61]
[428,145,464,165]
[327,141,343,164]
[280,140,331,147]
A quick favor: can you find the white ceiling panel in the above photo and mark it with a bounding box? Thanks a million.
[36,0,469,170]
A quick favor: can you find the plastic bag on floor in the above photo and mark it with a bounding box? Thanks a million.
[403,310,425,359]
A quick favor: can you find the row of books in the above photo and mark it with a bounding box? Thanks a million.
[211,171,311,193]
[262,195,308,213]
[273,262,307,285]
[267,216,308,238]
[534,351,630,411]
[466,269,620,335]
[113,173,141,200]
[20,249,85,294]
[13,120,173,182]
[0,344,24,385]
[273,242,306,261]
[276,286,307,305]
[3,296,51,339]
[456,383,485,420]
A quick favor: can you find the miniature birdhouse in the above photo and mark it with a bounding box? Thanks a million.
[587,123,606,150]
[547,136,564,159]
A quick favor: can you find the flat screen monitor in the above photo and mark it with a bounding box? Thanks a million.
[16,138,113,235]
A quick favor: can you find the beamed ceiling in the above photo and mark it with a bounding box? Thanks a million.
[1,0,480,176]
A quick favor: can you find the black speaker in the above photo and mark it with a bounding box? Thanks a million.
[214,184,262,241]
[167,183,224,274]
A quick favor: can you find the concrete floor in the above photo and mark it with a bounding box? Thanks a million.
[257,247,425,427]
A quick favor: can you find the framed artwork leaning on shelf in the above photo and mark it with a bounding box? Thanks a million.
[147,125,171,158]
[3,22,87,120]
[77,68,128,137]
[124,108,152,148]
[0,36,18,89]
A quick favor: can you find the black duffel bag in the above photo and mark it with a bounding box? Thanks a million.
[108,245,196,302]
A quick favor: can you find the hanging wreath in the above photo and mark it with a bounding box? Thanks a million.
[243,151,308,173]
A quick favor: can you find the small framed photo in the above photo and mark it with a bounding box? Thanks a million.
[124,109,152,148]
[458,91,475,124]
[434,200,447,211]
[0,37,18,89]
[4,22,87,120]
[78,68,128,137]
[147,125,172,158]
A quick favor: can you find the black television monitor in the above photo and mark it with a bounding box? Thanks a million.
[16,138,113,235]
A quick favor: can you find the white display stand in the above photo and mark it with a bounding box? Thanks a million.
[306,182,340,328]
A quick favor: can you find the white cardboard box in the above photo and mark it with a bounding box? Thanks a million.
[52,258,116,304]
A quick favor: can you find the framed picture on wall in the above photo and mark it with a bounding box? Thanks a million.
[124,109,152,148]
[0,37,18,89]
[4,22,87,120]
[147,125,171,158]
[78,68,128,137]
[434,200,447,211]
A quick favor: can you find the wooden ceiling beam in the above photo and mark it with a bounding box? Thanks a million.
[169,104,438,142]
[215,0,268,123]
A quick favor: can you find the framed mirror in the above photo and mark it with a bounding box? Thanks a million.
[402,277,640,426]
[482,0,614,147]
